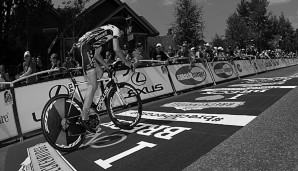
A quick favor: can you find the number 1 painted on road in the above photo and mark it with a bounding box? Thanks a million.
[94,141,156,169]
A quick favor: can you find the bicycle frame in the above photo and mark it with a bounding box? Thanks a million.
[66,68,125,115]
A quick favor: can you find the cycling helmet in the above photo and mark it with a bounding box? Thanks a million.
[106,16,132,31]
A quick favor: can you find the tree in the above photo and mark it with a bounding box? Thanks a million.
[226,0,271,50]
[225,0,298,52]
[0,0,54,70]
[225,12,253,48]
[212,34,226,49]
[56,0,89,38]
[171,0,204,47]
[0,0,15,64]
[8,0,53,51]
[277,13,294,52]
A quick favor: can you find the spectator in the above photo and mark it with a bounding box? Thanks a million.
[36,56,44,72]
[124,45,133,63]
[32,56,37,67]
[0,65,10,82]
[173,42,190,63]
[49,53,61,78]
[260,50,271,59]
[18,51,37,83]
[189,47,196,66]
[147,44,155,59]
[63,55,77,69]
[217,47,225,60]
[105,51,115,64]
[226,46,235,60]
[233,46,241,59]
[213,47,218,57]
[246,45,257,60]
[0,65,10,89]
[132,42,151,68]
[152,43,169,61]
[49,53,61,70]
[240,48,246,58]
[176,42,190,58]
[21,62,27,75]
[195,46,206,63]
[166,46,175,58]
[203,43,213,62]
[123,44,129,56]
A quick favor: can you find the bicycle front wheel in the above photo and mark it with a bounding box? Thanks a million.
[41,94,85,152]
[107,82,142,130]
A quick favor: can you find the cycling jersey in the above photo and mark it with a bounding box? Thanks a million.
[78,25,121,72]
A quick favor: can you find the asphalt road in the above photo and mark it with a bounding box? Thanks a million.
[2,65,298,171]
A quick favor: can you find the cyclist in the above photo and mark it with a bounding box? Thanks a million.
[71,16,133,133]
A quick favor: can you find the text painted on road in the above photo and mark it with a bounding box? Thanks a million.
[162,102,245,110]
[116,110,256,126]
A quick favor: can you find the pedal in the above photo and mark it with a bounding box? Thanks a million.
[89,114,101,130]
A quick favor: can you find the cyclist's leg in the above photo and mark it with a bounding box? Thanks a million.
[79,43,101,132]
[95,60,104,80]
[82,68,98,120]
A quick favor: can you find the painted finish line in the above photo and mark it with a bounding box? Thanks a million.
[117,110,256,126]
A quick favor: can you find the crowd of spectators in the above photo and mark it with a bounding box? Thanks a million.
[0,50,82,89]
[145,41,297,65]
[0,41,297,89]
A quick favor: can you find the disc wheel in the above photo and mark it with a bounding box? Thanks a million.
[41,94,85,152]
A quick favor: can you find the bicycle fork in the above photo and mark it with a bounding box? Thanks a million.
[115,85,128,106]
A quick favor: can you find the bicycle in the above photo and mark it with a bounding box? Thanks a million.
[41,61,142,152]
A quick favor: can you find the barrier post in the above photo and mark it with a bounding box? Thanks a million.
[229,60,240,79]
[163,65,177,95]
[204,62,216,85]
[10,85,24,141]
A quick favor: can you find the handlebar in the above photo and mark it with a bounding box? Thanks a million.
[107,60,133,78]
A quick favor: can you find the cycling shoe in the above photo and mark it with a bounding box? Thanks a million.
[89,114,100,130]
[79,118,96,133]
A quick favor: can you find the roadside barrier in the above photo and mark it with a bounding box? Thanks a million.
[0,58,297,143]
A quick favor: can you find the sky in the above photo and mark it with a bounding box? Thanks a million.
[52,0,298,42]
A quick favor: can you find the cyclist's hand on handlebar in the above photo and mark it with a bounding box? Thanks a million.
[124,61,132,68]
[124,61,135,72]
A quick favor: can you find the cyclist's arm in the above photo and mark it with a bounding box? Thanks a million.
[94,47,109,68]
[113,38,131,66]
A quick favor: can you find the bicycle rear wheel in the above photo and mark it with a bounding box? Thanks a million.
[41,94,86,152]
[107,82,142,130]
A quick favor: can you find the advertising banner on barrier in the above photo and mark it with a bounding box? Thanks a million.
[262,59,276,71]
[282,58,289,66]
[167,63,214,91]
[208,61,238,82]
[289,58,295,66]
[273,59,282,69]
[276,59,286,68]
[0,89,18,141]
[14,76,86,134]
[115,66,174,100]
[234,60,256,77]
[252,59,267,73]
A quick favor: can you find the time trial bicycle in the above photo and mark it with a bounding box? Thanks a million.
[41,61,142,152]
